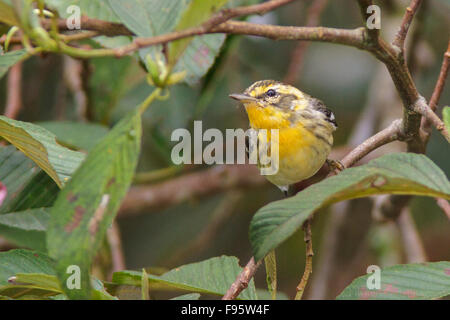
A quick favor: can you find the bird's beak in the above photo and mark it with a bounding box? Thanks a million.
[229,93,257,103]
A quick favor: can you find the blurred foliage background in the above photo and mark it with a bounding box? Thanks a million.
[1,0,449,299]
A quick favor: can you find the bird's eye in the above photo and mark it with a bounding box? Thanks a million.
[266,89,277,97]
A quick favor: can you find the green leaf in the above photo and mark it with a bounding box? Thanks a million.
[108,0,188,38]
[107,0,189,77]
[46,107,142,299]
[113,256,257,300]
[0,147,58,215]
[0,116,86,188]
[0,249,55,286]
[0,49,28,80]
[169,0,227,84]
[0,208,50,251]
[0,146,40,213]
[0,1,19,26]
[44,0,131,48]
[174,34,226,85]
[38,121,109,151]
[87,56,134,123]
[45,0,119,21]
[337,261,450,300]
[250,153,450,261]
[171,293,201,300]
[4,171,59,213]
[1,273,116,300]
[443,106,450,133]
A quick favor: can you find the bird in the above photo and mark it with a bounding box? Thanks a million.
[230,80,339,196]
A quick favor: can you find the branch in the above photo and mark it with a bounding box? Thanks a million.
[356,0,379,44]
[42,16,134,36]
[213,22,366,49]
[396,207,427,263]
[392,0,423,52]
[118,165,265,217]
[340,119,403,168]
[4,52,23,119]
[413,96,450,143]
[422,41,450,140]
[107,221,126,278]
[295,218,314,300]
[436,198,450,220]
[222,257,262,300]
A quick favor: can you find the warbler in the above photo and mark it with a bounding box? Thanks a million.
[230,80,338,195]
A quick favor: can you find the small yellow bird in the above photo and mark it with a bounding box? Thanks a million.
[230,80,338,195]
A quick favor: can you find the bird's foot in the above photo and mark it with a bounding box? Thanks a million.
[326,159,345,174]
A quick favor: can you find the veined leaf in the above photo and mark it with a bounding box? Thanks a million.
[0,116,85,188]
[112,256,257,300]
[108,0,188,39]
[46,107,142,299]
[170,0,228,85]
[38,121,109,151]
[0,208,50,251]
[170,0,228,60]
[0,49,28,80]
[5,171,59,213]
[0,146,40,213]
[1,272,116,300]
[0,249,55,286]
[337,261,450,300]
[250,153,450,261]
[44,0,131,48]
[45,0,119,22]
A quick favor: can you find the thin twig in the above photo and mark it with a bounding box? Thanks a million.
[436,198,450,220]
[413,96,450,143]
[118,165,264,217]
[422,41,450,139]
[392,0,423,52]
[4,54,23,119]
[356,0,380,44]
[222,257,262,300]
[395,207,427,263]
[340,119,403,168]
[107,220,126,278]
[295,218,313,300]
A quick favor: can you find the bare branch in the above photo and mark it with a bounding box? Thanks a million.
[4,54,23,119]
[42,16,134,36]
[436,198,450,220]
[356,0,380,44]
[413,96,450,143]
[396,207,427,263]
[341,119,403,168]
[222,257,262,300]
[295,218,314,300]
[118,165,265,217]
[422,41,450,139]
[392,0,423,52]
[107,221,126,277]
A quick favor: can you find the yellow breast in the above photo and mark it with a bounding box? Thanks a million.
[245,103,332,187]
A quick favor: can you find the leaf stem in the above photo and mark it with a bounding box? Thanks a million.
[138,88,162,114]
